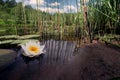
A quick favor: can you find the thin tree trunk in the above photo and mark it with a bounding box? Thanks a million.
[82,0,87,43]
[36,0,41,36]
[22,0,27,35]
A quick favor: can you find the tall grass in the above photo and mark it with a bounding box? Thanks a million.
[2,0,119,43]
[87,0,120,37]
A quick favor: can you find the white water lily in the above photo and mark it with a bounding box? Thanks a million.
[20,41,45,57]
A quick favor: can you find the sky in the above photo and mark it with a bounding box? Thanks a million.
[16,0,89,13]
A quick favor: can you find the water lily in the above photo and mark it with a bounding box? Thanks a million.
[20,41,45,57]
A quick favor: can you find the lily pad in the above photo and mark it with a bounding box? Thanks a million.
[0,40,13,44]
[19,35,40,39]
[0,35,19,40]
[0,49,17,67]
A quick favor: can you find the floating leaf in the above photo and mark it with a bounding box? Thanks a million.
[0,35,19,40]
[0,40,13,44]
[19,35,40,39]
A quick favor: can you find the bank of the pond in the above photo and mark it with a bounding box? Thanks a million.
[0,49,17,71]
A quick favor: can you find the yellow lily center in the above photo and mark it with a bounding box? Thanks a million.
[29,45,39,54]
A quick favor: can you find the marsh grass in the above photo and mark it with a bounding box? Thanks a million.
[0,0,119,45]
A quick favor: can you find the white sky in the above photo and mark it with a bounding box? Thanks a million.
[15,0,90,13]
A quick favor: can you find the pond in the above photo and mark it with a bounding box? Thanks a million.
[0,40,120,80]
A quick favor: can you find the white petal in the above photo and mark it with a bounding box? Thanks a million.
[40,45,45,52]
[36,41,40,45]
[25,42,30,48]
[20,41,46,57]
[21,45,31,56]
[41,45,45,49]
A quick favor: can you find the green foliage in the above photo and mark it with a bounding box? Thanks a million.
[0,19,5,26]
[0,0,119,44]
[88,0,120,35]
[101,34,120,47]
[0,0,4,5]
